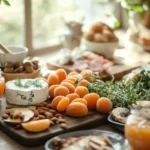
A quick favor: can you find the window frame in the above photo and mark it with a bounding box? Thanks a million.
[24,0,123,55]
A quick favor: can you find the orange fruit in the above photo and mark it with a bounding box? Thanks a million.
[57,97,70,112]
[49,84,59,97]
[75,86,89,98]
[22,119,50,132]
[83,93,100,110]
[66,93,80,103]
[66,102,88,117]
[54,86,70,97]
[61,82,75,93]
[71,98,87,106]
[68,71,78,76]
[77,79,90,87]
[51,96,64,109]
[96,97,112,113]
[48,74,59,86]
[56,69,67,83]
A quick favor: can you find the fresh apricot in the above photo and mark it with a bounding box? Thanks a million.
[56,69,67,83]
[49,85,59,97]
[83,93,100,110]
[57,97,70,112]
[61,82,75,93]
[77,79,90,87]
[75,86,89,98]
[51,96,64,109]
[68,71,78,76]
[66,93,80,102]
[96,97,112,113]
[62,80,75,86]
[54,86,70,97]
[66,77,77,82]
[66,102,88,117]
[48,74,59,86]
[71,98,87,106]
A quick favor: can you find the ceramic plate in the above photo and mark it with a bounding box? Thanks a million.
[45,129,124,150]
[108,113,125,132]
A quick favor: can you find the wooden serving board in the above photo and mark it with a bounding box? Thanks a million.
[0,112,107,147]
[0,65,141,147]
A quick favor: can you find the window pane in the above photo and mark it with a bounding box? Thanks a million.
[32,0,83,49]
[0,0,24,45]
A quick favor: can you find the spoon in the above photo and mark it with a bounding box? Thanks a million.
[0,43,12,54]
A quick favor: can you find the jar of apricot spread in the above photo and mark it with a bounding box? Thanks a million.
[125,102,150,150]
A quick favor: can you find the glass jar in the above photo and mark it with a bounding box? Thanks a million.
[125,102,150,150]
[0,76,5,96]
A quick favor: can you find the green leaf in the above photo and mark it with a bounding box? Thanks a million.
[114,20,121,28]
[3,0,11,6]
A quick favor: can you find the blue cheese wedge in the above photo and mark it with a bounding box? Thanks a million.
[5,79,49,105]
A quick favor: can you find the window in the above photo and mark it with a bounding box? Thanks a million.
[0,0,121,54]
[0,0,24,45]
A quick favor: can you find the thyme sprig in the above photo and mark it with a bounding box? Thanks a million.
[88,67,150,108]
[14,79,42,88]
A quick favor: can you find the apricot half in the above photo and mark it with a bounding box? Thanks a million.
[66,102,88,117]
[22,119,50,132]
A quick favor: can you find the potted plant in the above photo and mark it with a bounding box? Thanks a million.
[0,0,10,6]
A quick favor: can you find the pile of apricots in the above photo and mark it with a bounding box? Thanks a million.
[47,69,112,117]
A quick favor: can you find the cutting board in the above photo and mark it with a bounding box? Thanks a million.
[0,112,107,147]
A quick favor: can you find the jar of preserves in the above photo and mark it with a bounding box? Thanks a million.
[0,75,5,96]
[125,101,150,150]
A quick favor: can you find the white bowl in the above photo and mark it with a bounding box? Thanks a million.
[83,39,118,58]
[0,46,28,66]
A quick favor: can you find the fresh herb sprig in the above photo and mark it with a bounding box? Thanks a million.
[88,67,150,108]
[14,79,42,88]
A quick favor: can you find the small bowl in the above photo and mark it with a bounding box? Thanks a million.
[83,39,118,58]
[2,69,40,82]
[0,46,28,66]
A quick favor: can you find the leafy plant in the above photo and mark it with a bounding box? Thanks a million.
[0,0,10,6]
[117,0,150,17]
[88,66,150,108]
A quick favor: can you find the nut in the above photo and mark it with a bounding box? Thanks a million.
[44,112,53,118]
[14,62,23,68]
[20,114,25,121]
[14,66,24,73]
[51,117,58,122]
[38,109,44,115]
[2,114,9,119]
[38,107,49,111]
[25,66,34,73]
[60,123,68,129]
[5,62,13,68]
[13,112,21,119]
[46,104,51,108]
[49,109,57,114]
[41,102,48,106]
[55,114,62,118]
[58,119,66,123]
[32,117,39,121]
[39,115,46,119]
[23,61,32,67]
[34,110,39,117]
[4,67,14,73]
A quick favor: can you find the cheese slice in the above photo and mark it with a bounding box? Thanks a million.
[5,79,49,105]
